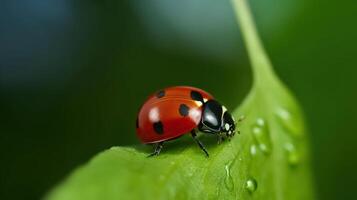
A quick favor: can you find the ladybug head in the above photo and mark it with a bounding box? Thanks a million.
[199,100,236,137]
[222,111,236,137]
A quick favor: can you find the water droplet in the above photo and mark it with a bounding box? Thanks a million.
[250,145,257,156]
[275,108,302,137]
[224,162,234,191]
[256,118,265,126]
[284,143,300,167]
[245,178,258,193]
[251,118,272,155]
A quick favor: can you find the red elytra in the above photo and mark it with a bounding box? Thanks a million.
[136,86,213,143]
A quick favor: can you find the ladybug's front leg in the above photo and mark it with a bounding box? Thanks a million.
[191,130,209,157]
[148,142,164,157]
[217,132,225,144]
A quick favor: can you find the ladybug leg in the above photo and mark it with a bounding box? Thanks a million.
[191,130,209,157]
[147,142,164,157]
[217,133,225,144]
[227,135,231,142]
[217,134,223,144]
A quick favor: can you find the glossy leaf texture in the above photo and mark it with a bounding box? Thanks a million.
[46,0,314,199]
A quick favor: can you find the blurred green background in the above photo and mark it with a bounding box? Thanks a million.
[1,0,356,199]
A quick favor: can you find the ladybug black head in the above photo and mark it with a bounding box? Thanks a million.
[222,111,236,137]
[199,100,236,137]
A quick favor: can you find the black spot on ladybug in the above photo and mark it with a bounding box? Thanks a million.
[136,118,139,128]
[153,121,164,134]
[156,90,165,98]
[179,104,189,117]
[190,90,203,102]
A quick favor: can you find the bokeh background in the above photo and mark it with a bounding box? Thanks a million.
[1,0,356,199]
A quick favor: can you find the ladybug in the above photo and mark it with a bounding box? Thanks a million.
[136,86,237,157]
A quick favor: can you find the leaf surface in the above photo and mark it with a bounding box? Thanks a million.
[46,0,314,199]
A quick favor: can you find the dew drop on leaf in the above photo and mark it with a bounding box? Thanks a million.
[284,143,300,167]
[224,162,234,191]
[251,118,272,155]
[245,178,258,193]
[275,107,302,137]
[250,145,257,156]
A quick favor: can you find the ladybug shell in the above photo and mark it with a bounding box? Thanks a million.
[136,86,214,143]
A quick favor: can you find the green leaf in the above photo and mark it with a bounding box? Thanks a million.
[46,0,315,199]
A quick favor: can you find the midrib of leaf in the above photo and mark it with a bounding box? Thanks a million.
[232,1,314,199]
[46,0,314,200]
[232,0,284,199]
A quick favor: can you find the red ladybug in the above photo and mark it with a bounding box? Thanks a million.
[136,86,236,157]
